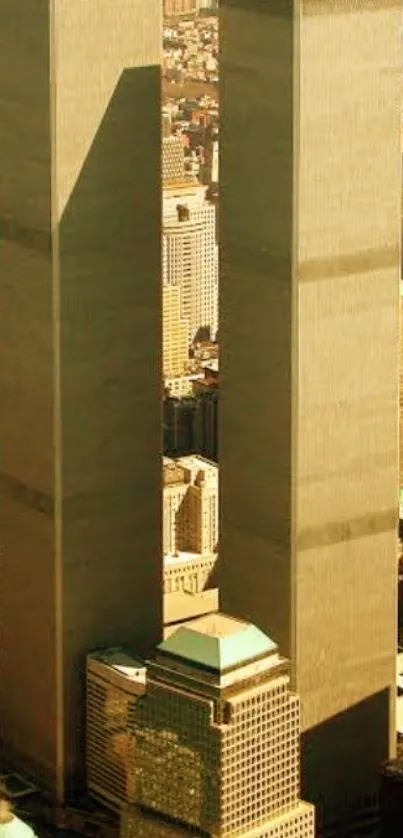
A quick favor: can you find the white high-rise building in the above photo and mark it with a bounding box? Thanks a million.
[163,197,218,343]
[163,181,208,220]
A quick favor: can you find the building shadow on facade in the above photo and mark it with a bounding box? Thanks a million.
[301,687,391,832]
[37,63,161,795]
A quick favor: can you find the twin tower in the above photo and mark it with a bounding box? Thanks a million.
[0,0,401,828]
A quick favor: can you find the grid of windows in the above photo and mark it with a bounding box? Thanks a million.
[163,458,218,557]
[89,635,314,838]
[220,683,300,836]
[255,807,314,838]
[86,675,136,809]
[121,800,314,838]
[163,554,216,595]
[120,663,314,838]
[130,683,221,831]
[162,137,186,185]
[163,203,218,343]
[122,804,204,838]
[163,284,189,378]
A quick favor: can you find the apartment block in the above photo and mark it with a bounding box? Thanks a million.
[121,613,315,838]
[163,552,216,596]
[163,455,218,556]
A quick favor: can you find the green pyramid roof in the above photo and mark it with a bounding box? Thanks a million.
[158,614,277,672]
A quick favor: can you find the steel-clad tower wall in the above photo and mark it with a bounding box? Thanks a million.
[219,0,401,821]
[0,0,162,799]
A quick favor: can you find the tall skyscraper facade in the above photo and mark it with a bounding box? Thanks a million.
[163,199,218,343]
[0,0,162,799]
[219,0,401,823]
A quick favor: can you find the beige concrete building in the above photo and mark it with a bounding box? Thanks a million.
[163,197,218,343]
[163,455,218,557]
[163,0,197,17]
[163,284,189,378]
[162,451,219,636]
[0,0,162,799]
[165,374,204,398]
[163,587,219,629]
[219,0,401,824]
[163,181,207,221]
[121,613,315,838]
[163,551,216,595]
[162,136,186,186]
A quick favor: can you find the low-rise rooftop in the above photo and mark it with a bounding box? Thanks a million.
[164,549,216,565]
[87,647,146,686]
